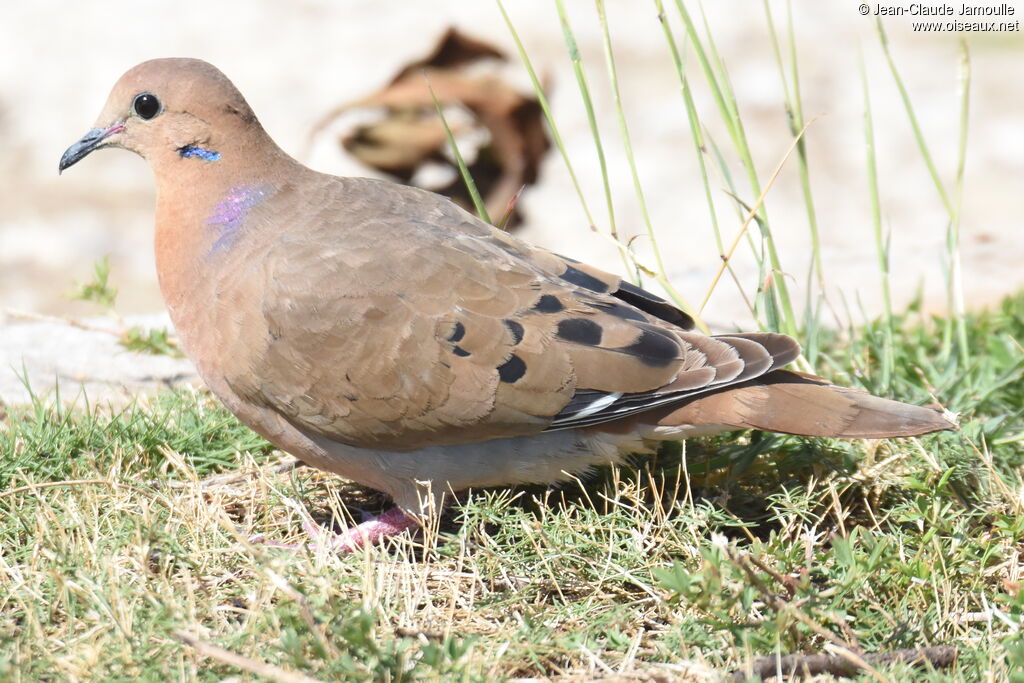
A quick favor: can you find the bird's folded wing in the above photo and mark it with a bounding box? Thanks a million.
[232,179,797,450]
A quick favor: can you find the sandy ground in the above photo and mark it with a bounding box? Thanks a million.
[1,1,1022,403]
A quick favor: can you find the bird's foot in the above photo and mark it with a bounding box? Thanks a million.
[251,502,420,553]
[303,507,420,553]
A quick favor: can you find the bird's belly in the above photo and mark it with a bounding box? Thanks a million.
[306,427,648,513]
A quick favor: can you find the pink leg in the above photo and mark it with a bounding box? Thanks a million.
[303,507,420,553]
[250,498,421,553]
[301,507,420,553]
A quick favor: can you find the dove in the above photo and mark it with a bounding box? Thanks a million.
[59,58,955,551]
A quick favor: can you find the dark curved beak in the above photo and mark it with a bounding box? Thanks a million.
[59,123,124,174]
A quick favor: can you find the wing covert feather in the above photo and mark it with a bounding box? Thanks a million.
[227,178,797,449]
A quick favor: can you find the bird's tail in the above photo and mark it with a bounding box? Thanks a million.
[654,369,957,439]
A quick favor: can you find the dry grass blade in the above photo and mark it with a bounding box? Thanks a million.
[0,478,149,501]
[172,630,326,683]
[698,117,818,318]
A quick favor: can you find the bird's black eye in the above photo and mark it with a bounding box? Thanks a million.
[132,93,161,120]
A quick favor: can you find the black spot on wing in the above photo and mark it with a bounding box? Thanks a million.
[618,280,667,303]
[532,294,564,313]
[559,264,610,293]
[614,281,694,329]
[623,326,680,367]
[453,346,471,357]
[556,318,603,346]
[585,300,648,323]
[497,354,527,383]
[504,319,524,345]
[447,321,465,342]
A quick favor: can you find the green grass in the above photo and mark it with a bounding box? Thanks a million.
[3,2,1022,680]
[1,295,1021,680]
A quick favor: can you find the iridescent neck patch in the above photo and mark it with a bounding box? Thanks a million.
[206,185,270,253]
[179,145,221,162]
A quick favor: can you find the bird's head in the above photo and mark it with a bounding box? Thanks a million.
[59,58,267,175]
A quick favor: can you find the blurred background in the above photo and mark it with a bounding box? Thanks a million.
[1,0,1022,399]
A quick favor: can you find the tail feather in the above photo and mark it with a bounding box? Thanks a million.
[655,370,957,439]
